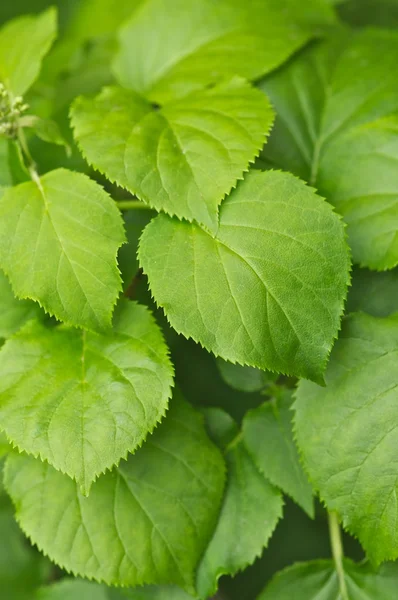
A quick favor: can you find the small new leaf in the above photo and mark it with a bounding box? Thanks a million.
[0,301,174,494]
[4,396,225,590]
[243,391,314,517]
[139,170,351,382]
[71,79,274,231]
[258,559,398,600]
[0,169,125,332]
[0,8,57,96]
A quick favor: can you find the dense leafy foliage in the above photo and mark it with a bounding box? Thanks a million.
[0,0,397,598]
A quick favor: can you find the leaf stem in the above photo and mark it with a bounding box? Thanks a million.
[328,511,349,600]
[116,200,153,211]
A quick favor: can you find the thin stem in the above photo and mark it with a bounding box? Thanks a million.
[116,200,153,211]
[328,511,349,600]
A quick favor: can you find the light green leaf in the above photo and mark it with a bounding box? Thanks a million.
[139,170,350,383]
[260,29,398,269]
[295,312,398,563]
[257,560,398,600]
[24,117,71,154]
[113,0,336,104]
[0,300,173,495]
[71,79,274,230]
[0,8,57,95]
[0,269,41,338]
[347,266,398,317]
[4,395,224,590]
[243,392,314,517]
[216,358,277,393]
[0,137,29,187]
[0,168,126,331]
[0,432,10,458]
[197,409,283,599]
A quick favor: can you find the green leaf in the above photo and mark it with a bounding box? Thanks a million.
[197,409,283,599]
[4,395,224,590]
[202,407,239,450]
[257,559,398,599]
[347,266,398,317]
[338,0,398,29]
[260,29,398,269]
[36,580,193,600]
[0,269,41,338]
[295,312,398,563]
[139,170,351,383]
[71,79,274,231]
[36,580,111,600]
[25,117,71,155]
[0,432,10,459]
[118,209,156,291]
[121,586,195,600]
[243,392,314,517]
[216,358,278,393]
[0,168,126,331]
[0,470,49,600]
[113,0,336,104]
[0,8,57,95]
[0,300,173,494]
[0,137,29,186]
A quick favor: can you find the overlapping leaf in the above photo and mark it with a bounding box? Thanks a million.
[260,29,398,269]
[295,312,398,563]
[113,0,336,103]
[0,7,57,95]
[347,266,398,317]
[0,301,174,494]
[197,408,283,599]
[0,270,41,339]
[243,392,314,517]
[71,79,274,230]
[216,358,277,393]
[139,170,350,382]
[258,559,398,599]
[0,168,125,331]
[4,396,225,589]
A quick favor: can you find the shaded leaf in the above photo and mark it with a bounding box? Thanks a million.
[0,269,41,338]
[243,392,314,517]
[216,358,277,393]
[4,395,225,589]
[257,559,398,599]
[261,29,398,269]
[113,0,336,104]
[347,266,398,317]
[197,408,283,599]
